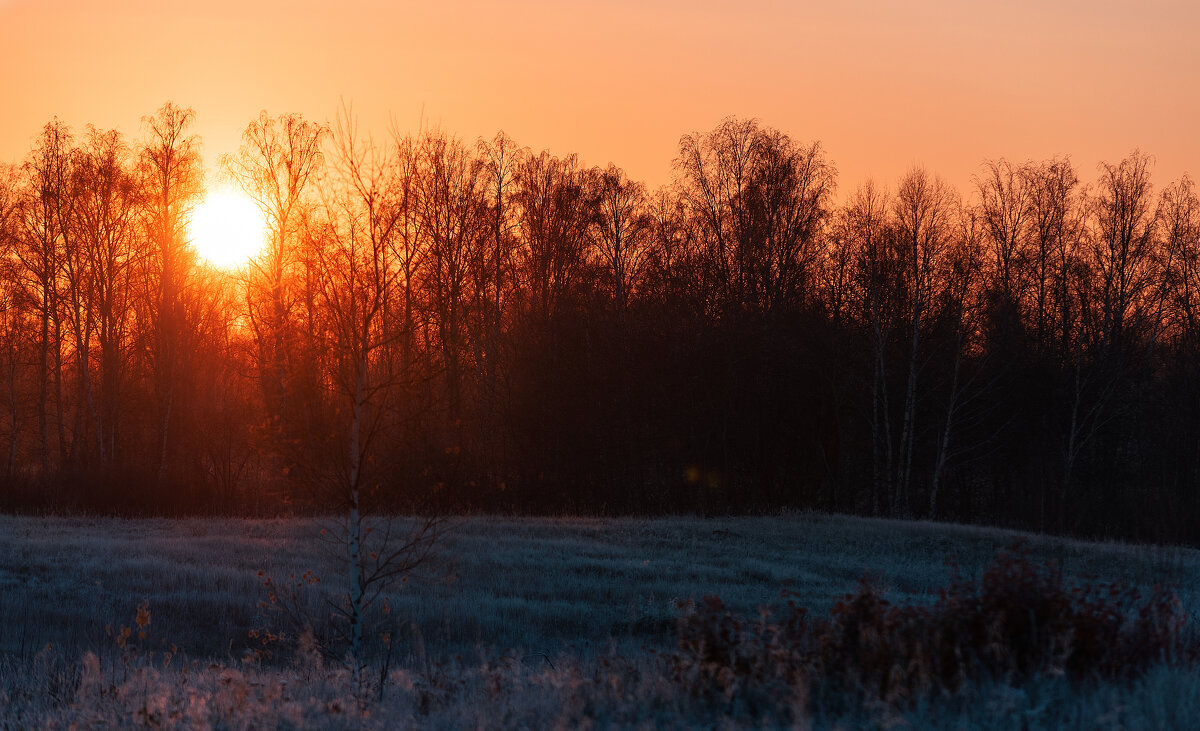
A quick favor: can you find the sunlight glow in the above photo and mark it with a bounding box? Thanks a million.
[189,188,268,269]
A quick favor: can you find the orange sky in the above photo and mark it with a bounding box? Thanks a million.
[1,0,1196,195]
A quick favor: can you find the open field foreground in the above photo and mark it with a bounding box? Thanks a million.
[3,513,1200,728]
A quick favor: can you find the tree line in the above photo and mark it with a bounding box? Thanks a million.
[0,105,1197,542]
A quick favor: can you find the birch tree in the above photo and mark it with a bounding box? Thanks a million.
[476,132,521,404]
[1090,151,1158,355]
[418,131,486,418]
[0,164,28,474]
[589,164,650,320]
[892,167,955,515]
[70,127,141,465]
[844,181,897,515]
[928,203,983,516]
[1023,157,1080,355]
[977,158,1031,326]
[136,102,203,478]
[225,111,327,438]
[298,107,440,680]
[16,121,74,468]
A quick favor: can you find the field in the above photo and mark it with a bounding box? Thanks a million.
[2,513,1200,728]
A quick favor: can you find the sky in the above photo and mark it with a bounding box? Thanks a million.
[1,0,1197,196]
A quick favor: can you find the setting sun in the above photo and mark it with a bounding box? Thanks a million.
[189,188,268,269]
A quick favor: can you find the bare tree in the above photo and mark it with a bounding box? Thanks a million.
[976,158,1032,322]
[0,164,29,474]
[676,117,834,316]
[476,132,521,393]
[676,117,760,315]
[821,203,856,331]
[0,164,17,252]
[843,180,897,515]
[643,185,702,312]
[1023,157,1081,355]
[15,121,74,469]
[292,106,440,680]
[1159,176,1200,347]
[1089,151,1158,354]
[929,202,984,516]
[514,150,592,323]
[136,102,203,478]
[417,131,486,418]
[589,164,650,320]
[892,167,956,515]
[744,129,835,313]
[225,111,327,438]
[387,130,430,371]
[69,127,142,465]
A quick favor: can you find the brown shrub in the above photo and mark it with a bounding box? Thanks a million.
[672,542,1195,712]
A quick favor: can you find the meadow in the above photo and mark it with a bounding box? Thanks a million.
[2,513,1199,728]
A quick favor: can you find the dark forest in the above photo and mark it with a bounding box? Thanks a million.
[1,105,1197,544]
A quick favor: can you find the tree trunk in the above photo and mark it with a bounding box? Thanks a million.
[896,307,920,516]
[346,341,369,676]
[930,331,964,518]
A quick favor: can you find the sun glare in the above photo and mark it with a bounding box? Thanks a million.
[189,189,268,269]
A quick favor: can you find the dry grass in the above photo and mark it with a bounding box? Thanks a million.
[1,512,1198,728]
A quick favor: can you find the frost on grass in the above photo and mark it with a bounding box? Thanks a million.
[3,514,1200,728]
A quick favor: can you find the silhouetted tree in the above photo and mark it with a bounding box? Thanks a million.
[136,102,204,479]
[892,167,956,515]
[418,131,486,421]
[299,107,442,678]
[4,106,1200,542]
[71,127,141,466]
[16,121,74,470]
[0,164,28,476]
[226,111,327,445]
[676,117,834,316]
[589,164,650,320]
[1089,151,1159,356]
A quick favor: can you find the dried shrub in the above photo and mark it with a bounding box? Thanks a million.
[672,543,1196,713]
[670,591,809,719]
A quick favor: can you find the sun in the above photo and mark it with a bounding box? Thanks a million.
[189,188,268,269]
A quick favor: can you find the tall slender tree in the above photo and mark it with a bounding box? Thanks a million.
[136,102,203,478]
[226,112,327,441]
